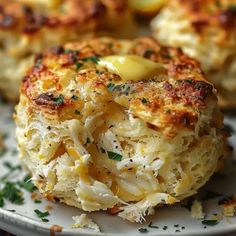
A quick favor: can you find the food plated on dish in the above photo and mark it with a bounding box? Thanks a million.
[0,0,134,101]
[151,0,236,108]
[14,36,227,223]
[0,0,236,235]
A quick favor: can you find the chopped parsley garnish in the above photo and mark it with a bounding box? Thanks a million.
[107,83,131,95]
[1,182,24,205]
[148,222,159,229]
[34,199,42,204]
[163,226,168,230]
[107,151,122,161]
[0,196,4,207]
[18,175,36,193]
[7,209,16,212]
[71,95,79,100]
[35,58,42,68]
[75,110,80,115]
[86,138,91,144]
[82,56,100,64]
[166,109,172,114]
[64,49,73,54]
[138,228,149,233]
[54,94,64,106]
[107,83,116,91]
[42,218,49,222]
[3,162,21,172]
[141,98,149,104]
[76,61,83,70]
[34,209,49,219]
[201,220,218,226]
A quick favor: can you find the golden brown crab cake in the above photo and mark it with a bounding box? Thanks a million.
[151,0,236,108]
[15,37,226,223]
[0,0,134,101]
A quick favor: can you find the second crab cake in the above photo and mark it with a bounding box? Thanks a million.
[151,0,236,107]
[15,37,226,223]
[0,0,134,101]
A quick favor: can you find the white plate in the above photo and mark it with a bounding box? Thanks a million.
[0,100,236,236]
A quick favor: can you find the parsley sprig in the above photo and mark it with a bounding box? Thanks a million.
[107,151,122,161]
[34,209,50,222]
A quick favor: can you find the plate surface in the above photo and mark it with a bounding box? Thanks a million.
[0,100,236,236]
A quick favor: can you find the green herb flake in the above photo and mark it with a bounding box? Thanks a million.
[0,196,4,207]
[7,209,16,212]
[75,110,81,115]
[54,94,64,106]
[141,98,149,104]
[64,49,74,54]
[3,162,21,171]
[34,209,49,219]
[82,56,100,64]
[71,95,79,100]
[1,182,24,205]
[148,222,159,229]
[35,58,42,68]
[138,228,149,233]
[107,151,122,161]
[18,175,36,193]
[163,226,168,230]
[107,83,116,92]
[34,199,42,204]
[86,138,91,144]
[42,218,49,222]
[201,220,219,226]
[76,61,83,70]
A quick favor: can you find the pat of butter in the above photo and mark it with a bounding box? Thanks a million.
[98,55,163,82]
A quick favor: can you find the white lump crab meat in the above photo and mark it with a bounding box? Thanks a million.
[15,37,227,223]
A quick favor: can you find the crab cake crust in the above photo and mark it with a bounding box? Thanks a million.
[15,37,226,222]
[0,0,134,101]
[151,0,236,107]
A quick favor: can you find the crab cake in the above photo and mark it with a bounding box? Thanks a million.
[15,37,226,222]
[0,0,134,101]
[151,0,236,107]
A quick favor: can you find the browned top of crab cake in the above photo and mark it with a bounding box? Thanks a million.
[0,0,128,34]
[176,0,236,31]
[20,37,221,138]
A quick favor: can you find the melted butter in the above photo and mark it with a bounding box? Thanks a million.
[98,55,163,82]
